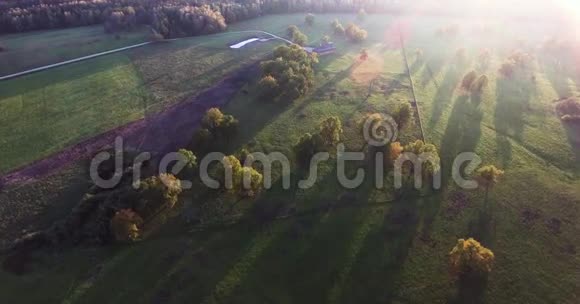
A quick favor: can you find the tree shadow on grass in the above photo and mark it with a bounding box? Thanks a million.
[409,57,425,76]
[429,63,469,128]
[337,192,422,303]
[440,95,484,186]
[540,55,576,99]
[448,273,489,304]
[493,75,533,168]
[420,54,446,87]
[562,122,580,172]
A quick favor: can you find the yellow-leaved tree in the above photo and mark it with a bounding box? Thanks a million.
[475,165,504,202]
[449,238,494,277]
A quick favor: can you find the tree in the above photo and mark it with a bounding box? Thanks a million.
[198,107,239,143]
[259,44,317,101]
[258,75,279,99]
[345,23,367,43]
[449,238,494,277]
[305,13,315,26]
[475,165,504,201]
[499,61,515,78]
[202,108,225,130]
[220,155,263,200]
[292,30,308,46]
[321,35,331,45]
[110,209,143,242]
[357,8,367,22]
[401,140,441,181]
[359,48,369,61]
[331,19,345,36]
[319,116,343,147]
[294,133,324,168]
[394,103,412,130]
[135,174,182,219]
[287,25,299,37]
[386,141,403,167]
[178,149,197,169]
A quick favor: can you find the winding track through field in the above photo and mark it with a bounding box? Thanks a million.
[0,30,292,186]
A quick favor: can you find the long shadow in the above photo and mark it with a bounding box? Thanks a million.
[409,57,425,76]
[447,273,488,304]
[429,63,468,127]
[338,192,422,303]
[540,55,576,99]
[420,53,446,87]
[440,95,484,186]
[562,122,580,172]
[493,74,533,167]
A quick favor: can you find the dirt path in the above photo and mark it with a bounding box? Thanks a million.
[0,64,258,187]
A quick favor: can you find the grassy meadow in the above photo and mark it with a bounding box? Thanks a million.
[0,13,579,304]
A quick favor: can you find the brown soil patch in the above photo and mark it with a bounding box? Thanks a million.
[351,53,384,85]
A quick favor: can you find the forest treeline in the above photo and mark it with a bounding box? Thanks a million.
[0,0,405,36]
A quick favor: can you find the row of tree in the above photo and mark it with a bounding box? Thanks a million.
[1,0,407,35]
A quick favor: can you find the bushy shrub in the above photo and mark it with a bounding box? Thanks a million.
[449,238,495,276]
[192,108,239,152]
[218,155,263,199]
[331,19,345,35]
[287,25,308,46]
[294,133,324,167]
[259,44,317,101]
[305,13,315,26]
[258,75,279,99]
[345,23,367,43]
[110,209,143,242]
[555,97,580,121]
[292,30,308,46]
[394,103,412,130]
[319,116,343,147]
[498,61,516,78]
[475,165,504,190]
[386,142,403,166]
[135,174,182,219]
[287,25,299,37]
[401,140,441,179]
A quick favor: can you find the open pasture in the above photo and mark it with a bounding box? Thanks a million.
[0,13,579,304]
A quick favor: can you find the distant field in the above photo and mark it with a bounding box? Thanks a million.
[0,25,149,76]
[1,13,580,304]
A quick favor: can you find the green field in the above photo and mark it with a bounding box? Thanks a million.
[0,13,579,304]
[0,25,149,76]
